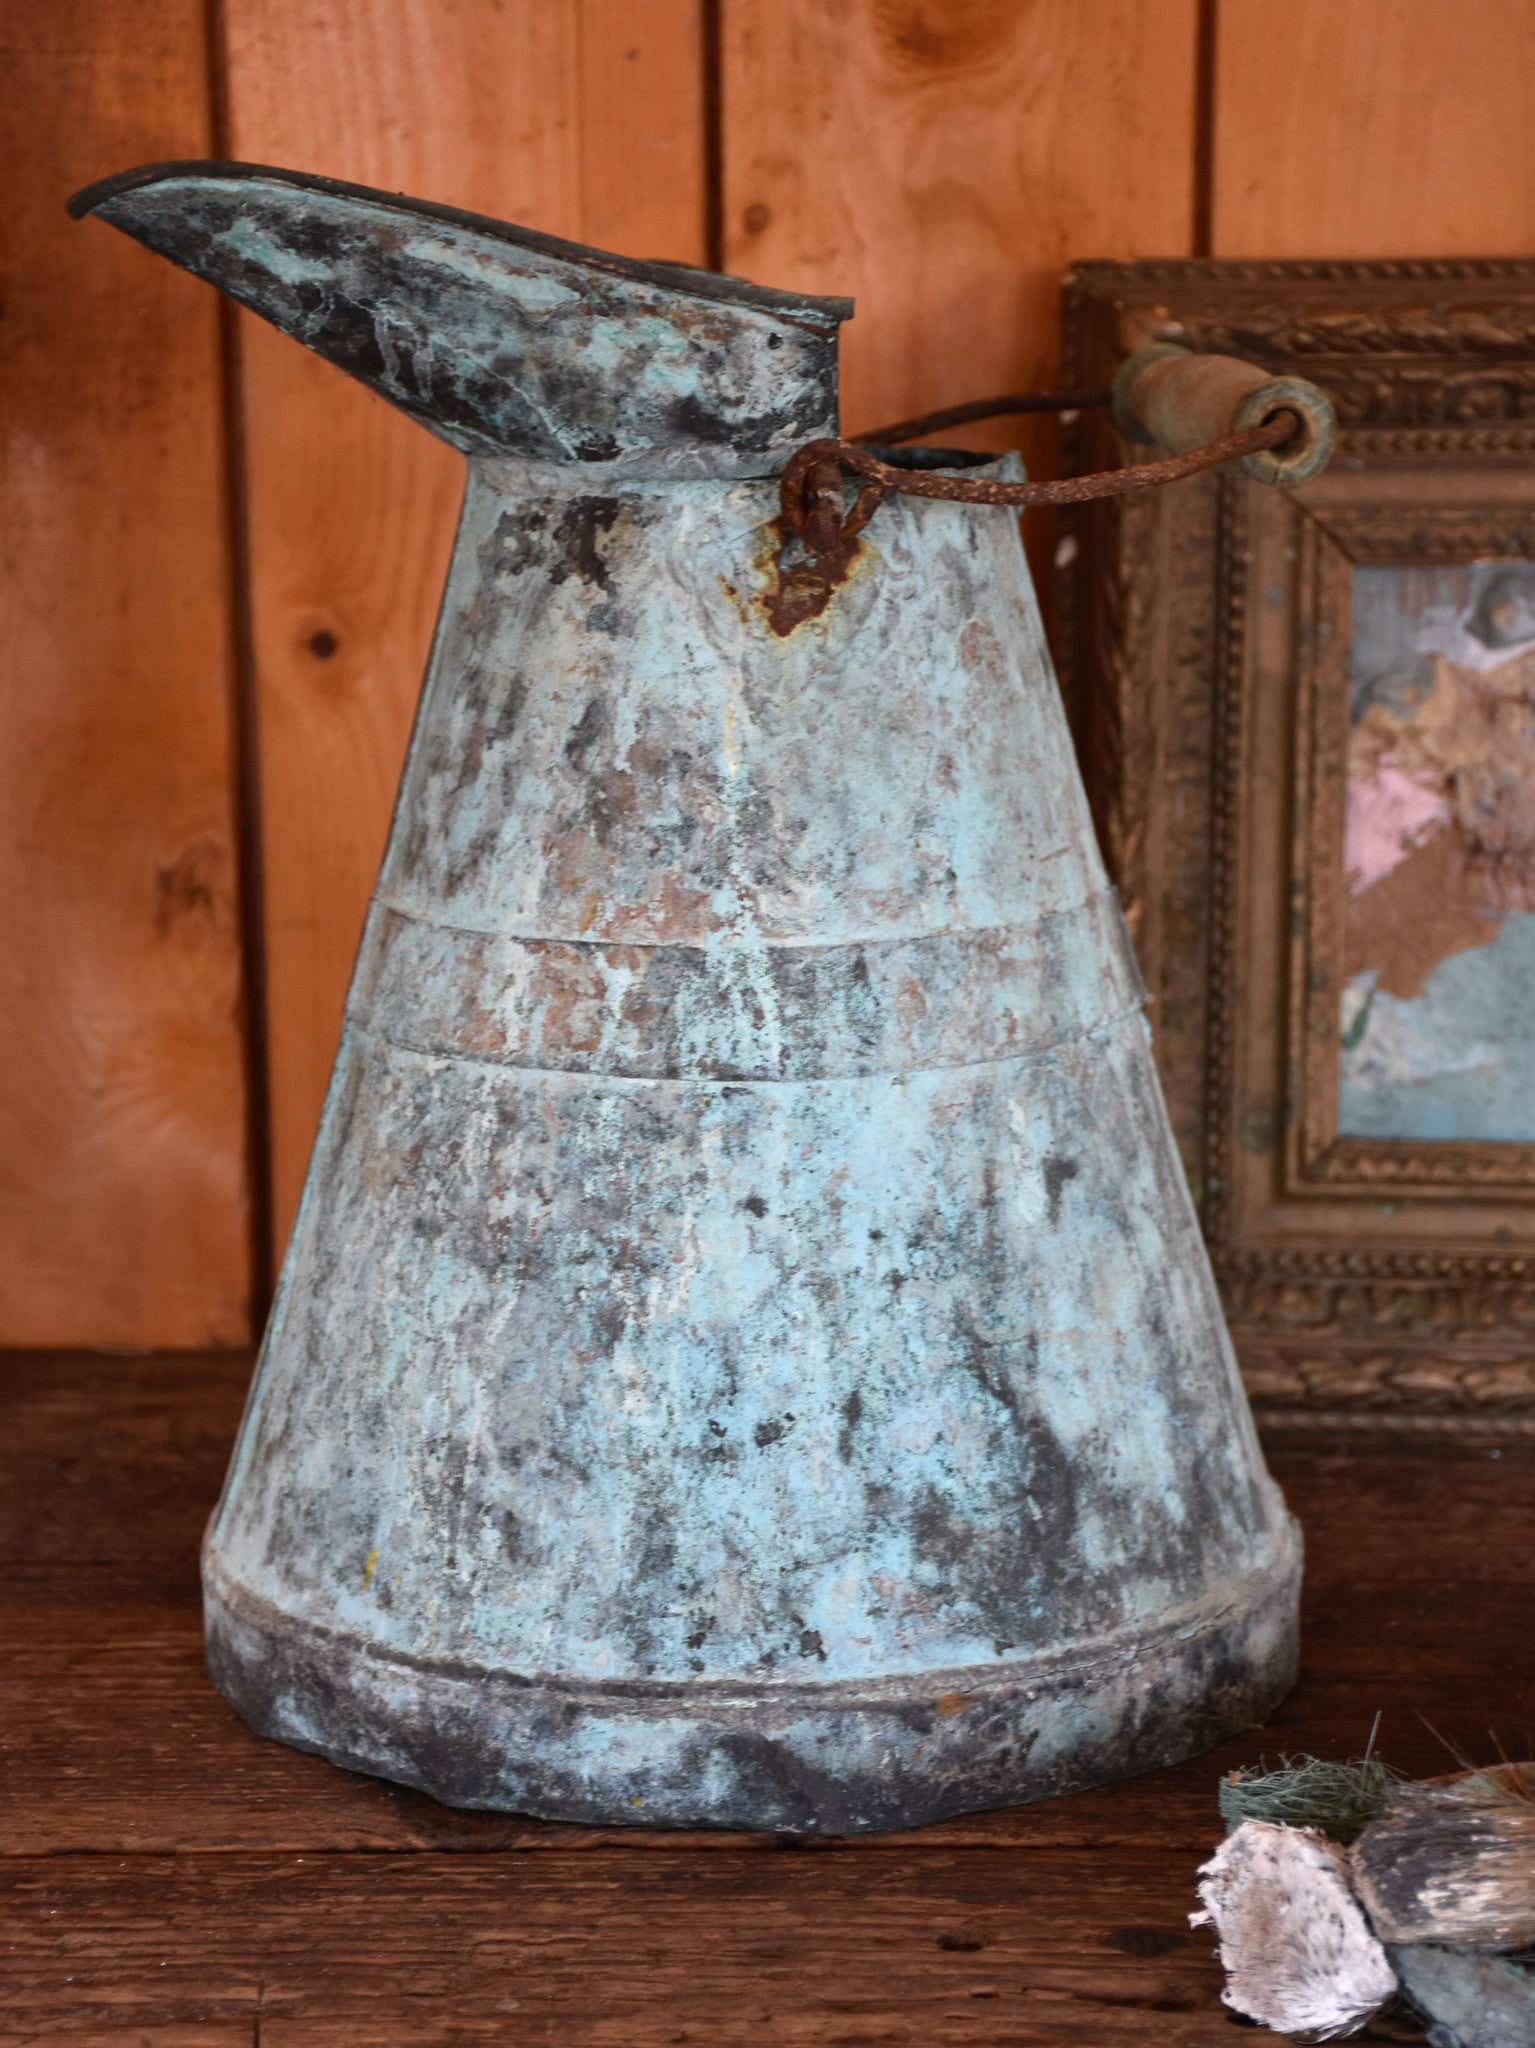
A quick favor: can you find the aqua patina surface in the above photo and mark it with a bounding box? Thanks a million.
[69,160,846,475]
[75,163,1300,1832]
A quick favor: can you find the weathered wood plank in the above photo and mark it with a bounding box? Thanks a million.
[0,2,251,1345]
[0,1845,1235,2043]
[1255,1434,1535,1590]
[220,0,707,1254]
[1213,0,1535,255]
[0,1354,247,1573]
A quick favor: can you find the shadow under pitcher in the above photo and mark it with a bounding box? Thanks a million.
[72,160,1301,1833]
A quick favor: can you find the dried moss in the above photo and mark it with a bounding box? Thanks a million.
[1219,1751,1398,1846]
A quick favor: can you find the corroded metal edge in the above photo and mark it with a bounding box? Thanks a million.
[66,159,854,327]
[203,1520,1301,1834]
[71,166,845,470]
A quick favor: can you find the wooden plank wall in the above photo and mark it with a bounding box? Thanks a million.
[722,3,1196,463]
[1213,0,1535,258]
[6,0,1535,1344]
[1,0,251,1347]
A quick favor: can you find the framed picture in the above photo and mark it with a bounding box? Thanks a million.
[1058,257,1535,1431]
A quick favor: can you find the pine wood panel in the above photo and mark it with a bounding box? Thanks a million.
[720,0,1198,480]
[221,0,708,1254]
[1213,0,1535,255]
[0,1,251,1345]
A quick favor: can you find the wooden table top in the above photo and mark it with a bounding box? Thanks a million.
[3,1352,1529,2044]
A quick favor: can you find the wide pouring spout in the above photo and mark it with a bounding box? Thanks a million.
[72,162,1300,1833]
[69,160,849,475]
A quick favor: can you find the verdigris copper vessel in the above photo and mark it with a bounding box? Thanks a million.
[73,161,1301,1833]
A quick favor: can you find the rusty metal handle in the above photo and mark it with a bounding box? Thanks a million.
[780,348,1336,557]
[851,387,1114,446]
[780,412,1299,558]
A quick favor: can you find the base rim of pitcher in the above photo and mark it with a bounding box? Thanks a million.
[202,1518,1300,1835]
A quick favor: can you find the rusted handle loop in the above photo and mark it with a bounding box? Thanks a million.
[780,411,1299,559]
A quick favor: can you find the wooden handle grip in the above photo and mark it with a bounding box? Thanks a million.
[1112,343,1337,486]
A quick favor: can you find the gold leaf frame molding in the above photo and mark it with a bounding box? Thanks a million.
[1059,258,1535,1433]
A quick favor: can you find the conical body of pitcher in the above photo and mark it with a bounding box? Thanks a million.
[74,164,1298,1831]
[202,462,1296,1829]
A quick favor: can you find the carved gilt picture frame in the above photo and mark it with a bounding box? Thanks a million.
[1058,259,1535,1431]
